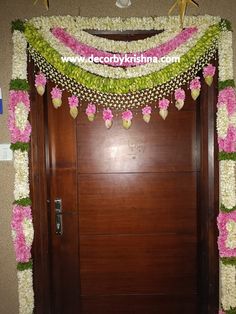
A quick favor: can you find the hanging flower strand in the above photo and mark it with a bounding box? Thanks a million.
[159,98,170,120]
[103,108,113,129]
[174,88,186,110]
[68,95,79,119]
[51,86,62,108]
[203,64,216,86]
[142,105,152,123]
[122,109,133,129]
[35,72,46,96]
[190,77,201,100]
[86,103,96,121]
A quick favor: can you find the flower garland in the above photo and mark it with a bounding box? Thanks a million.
[8,16,236,314]
[51,26,197,67]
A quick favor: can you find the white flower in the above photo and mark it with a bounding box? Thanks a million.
[226,220,236,249]
[12,31,27,80]
[17,269,34,314]
[13,150,30,200]
[220,160,236,210]
[218,31,234,81]
[217,105,229,139]
[220,262,236,310]
[22,218,34,247]
[15,102,29,131]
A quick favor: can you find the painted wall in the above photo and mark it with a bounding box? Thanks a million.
[0,0,235,312]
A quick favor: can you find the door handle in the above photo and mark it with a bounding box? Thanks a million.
[55,198,63,235]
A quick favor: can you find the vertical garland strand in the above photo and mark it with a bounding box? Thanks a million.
[9,22,34,314]
[217,20,236,314]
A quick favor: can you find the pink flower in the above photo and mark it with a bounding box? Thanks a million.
[68,95,79,108]
[218,87,236,116]
[11,205,32,263]
[8,90,31,143]
[51,87,62,99]
[219,310,225,314]
[86,103,96,115]
[159,98,170,110]
[218,125,236,152]
[203,64,216,77]
[174,88,186,101]
[142,105,152,115]
[190,77,201,90]
[217,211,236,257]
[103,108,113,121]
[122,110,133,121]
[35,73,46,87]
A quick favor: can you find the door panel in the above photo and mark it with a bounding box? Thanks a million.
[30,57,219,313]
[79,173,197,235]
[77,109,196,173]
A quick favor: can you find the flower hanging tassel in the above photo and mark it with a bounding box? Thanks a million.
[35,72,46,96]
[103,108,113,129]
[51,87,62,108]
[174,88,186,110]
[68,95,79,119]
[86,103,96,121]
[190,77,201,100]
[203,64,216,86]
[122,110,133,129]
[159,98,170,120]
[142,105,152,123]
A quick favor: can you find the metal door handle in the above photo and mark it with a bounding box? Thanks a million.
[55,198,63,235]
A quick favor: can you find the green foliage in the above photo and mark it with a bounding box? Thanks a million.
[219,152,236,161]
[17,260,33,271]
[10,142,30,152]
[219,79,235,91]
[10,79,29,91]
[220,203,236,213]
[220,19,233,32]
[11,19,25,33]
[14,198,32,206]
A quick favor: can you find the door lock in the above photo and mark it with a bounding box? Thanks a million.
[55,198,63,235]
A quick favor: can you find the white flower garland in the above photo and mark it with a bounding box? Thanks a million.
[220,160,236,210]
[15,102,29,131]
[17,269,34,314]
[13,150,30,200]
[22,218,34,247]
[41,24,211,79]
[226,220,236,249]
[218,31,234,82]
[221,262,236,310]
[12,31,27,80]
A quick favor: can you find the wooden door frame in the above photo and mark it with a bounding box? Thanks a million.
[28,49,219,314]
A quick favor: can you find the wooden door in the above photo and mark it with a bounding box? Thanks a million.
[29,59,219,313]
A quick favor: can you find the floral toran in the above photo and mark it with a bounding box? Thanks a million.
[8,16,236,313]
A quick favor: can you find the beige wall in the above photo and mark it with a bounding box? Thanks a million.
[0,0,236,312]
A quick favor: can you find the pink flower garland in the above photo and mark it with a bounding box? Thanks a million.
[11,205,33,263]
[68,95,79,108]
[86,103,96,115]
[35,72,46,87]
[159,98,170,110]
[51,26,197,67]
[51,86,62,99]
[217,211,236,257]
[8,90,31,143]
[174,88,186,101]
[190,77,201,90]
[103,108,113,121]
[218,87,236,116]
[203,64,216,78]
[142,105,152,115]
[122,110,133,121]
[218,87,236,152]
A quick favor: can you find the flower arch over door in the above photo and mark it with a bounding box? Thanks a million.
[8,16,236,313]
